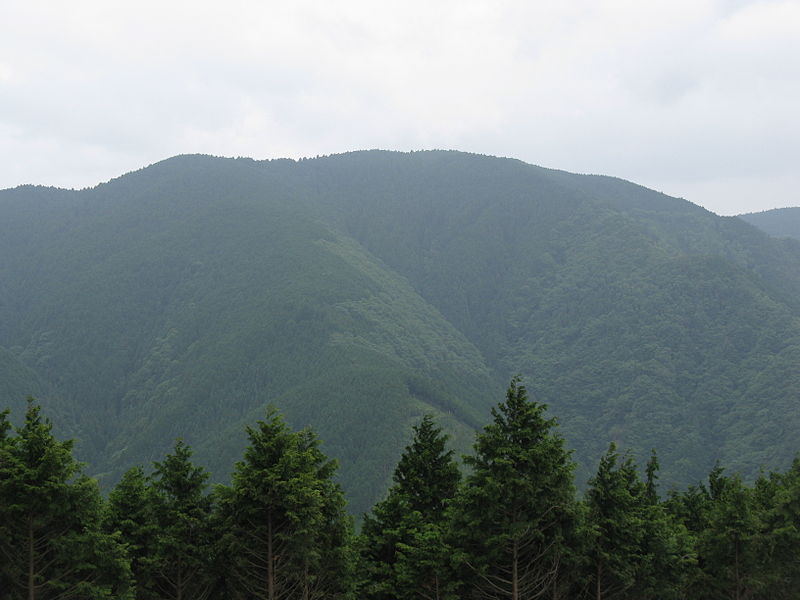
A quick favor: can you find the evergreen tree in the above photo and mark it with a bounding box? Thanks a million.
[695,467,764,600]
[636,453,694,600]
[219,408,353,600]
[0,408,15,596]
[104,466,160,600]
[752,457,800,599]
[449,377,578,600]
[644,450,659,507]
[582,443,692,600]
[360,414,460,600]
[583,444,645,600]
[149,440,217,600]
[0,400,132,600]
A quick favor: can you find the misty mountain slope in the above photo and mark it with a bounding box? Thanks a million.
[0,157,494,513]
[274,151,800,487]
[1,150,799,507]
[739,207,800,241]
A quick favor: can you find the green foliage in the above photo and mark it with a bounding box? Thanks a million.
[739,207,800,241]
[3,150,800,511]
[0,400,132,599]
[449,377,578,599]
[359,414,460,600]
[218,407,353,600]
[148,440,217,600]
[695,467,766,599]
[582,443,693,600]
[104,466,160,600]
[6,384,800,598]
[752,457,800,598]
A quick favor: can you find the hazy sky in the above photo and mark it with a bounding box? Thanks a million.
[1,0,798,214]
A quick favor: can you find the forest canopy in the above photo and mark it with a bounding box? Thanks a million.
[3,381,800,600]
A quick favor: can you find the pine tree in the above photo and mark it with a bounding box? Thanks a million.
[696,467,763,600]
[583,443,645,600]
[636,451,694,600]
[752,457,800,599]
[219,407,353,600]
[644,450,659,506]
[449,377,578,600]
[149,440,216,600]
[360,414,460,600]
[104,466,160,600]
[0,400,132,600]
[582,444,694,600]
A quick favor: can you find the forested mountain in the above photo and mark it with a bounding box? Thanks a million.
[739,206,800,240]
[1,150,799,512]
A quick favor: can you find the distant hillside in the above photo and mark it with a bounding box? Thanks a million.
[739,207,800,240]
[2,150,800,511]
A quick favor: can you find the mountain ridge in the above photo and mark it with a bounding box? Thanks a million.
[2,150,798,512]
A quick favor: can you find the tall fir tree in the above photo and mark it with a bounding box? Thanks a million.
[104,466,160,600]
[582,443,693,600]
[218,407,353,600]
[449,377,578,600]
[695,467,764,600]
[0,400,132,600]
[583,444,645,600]
[149,440,217,600]
[360,414,461,600]
[753,457,800,598]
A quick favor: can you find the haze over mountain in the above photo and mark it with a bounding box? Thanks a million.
[739,207,800,241]
[2,150,799,513]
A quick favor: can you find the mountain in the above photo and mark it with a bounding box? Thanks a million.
[739,207,800,241]
[2,150,799,512]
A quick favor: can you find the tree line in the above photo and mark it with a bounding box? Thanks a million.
[2,378,800,599]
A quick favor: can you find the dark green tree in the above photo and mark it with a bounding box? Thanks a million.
[104,466,160,600]
[360,414,460,600]
[583,444,645,600]
[149,440,216,600]
[582,443,693,600]
[751,457,800,599]
[0,400,132,600]
[636,452,694,600]
[218,408,353,600]
[695,467,764,600]
[449,377,578,600]
[644,450,659,506]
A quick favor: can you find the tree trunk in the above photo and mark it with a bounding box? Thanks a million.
[28,516,35,600]
[512,539,519,600]
[267,512,274,600]
[596,561,602,600]
[303,559,309,600]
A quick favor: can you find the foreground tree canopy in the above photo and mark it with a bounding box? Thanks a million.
[3,380,800,599]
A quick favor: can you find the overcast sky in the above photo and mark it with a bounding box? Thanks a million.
[1,0,798,215]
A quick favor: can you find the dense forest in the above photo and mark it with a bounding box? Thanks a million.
[3,382,800,600]
[2,151,800,515]
[739,207,800,241]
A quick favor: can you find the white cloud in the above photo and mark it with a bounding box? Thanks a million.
[1,0,798,214]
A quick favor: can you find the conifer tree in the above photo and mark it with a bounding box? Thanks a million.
[360,414,460,600]
[149,440,217,600]
[695,467,763,600]
[0,400,132,600]
[583,444,645,600]
[644,450,659,506]
[754,458,800,598]
[583,444,694,600]
[449,377,578,600]
[104,466,160,600]
[218,408,353,600]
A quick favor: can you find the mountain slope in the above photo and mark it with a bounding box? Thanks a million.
[739,207,800,241]
[0,159,494,513]
[1,150,799,507]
